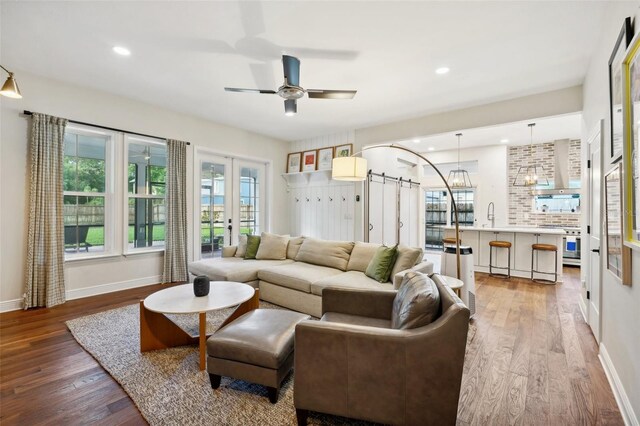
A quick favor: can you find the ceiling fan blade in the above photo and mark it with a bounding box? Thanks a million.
[224,87,276,94]
[284,99,297,115]
[307,89,357,99]
[282,55,300,86]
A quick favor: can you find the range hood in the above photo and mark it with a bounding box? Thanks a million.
[532,139,580,195]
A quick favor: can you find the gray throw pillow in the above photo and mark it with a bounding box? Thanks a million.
[391,271,440,329]
[256,232,290,260]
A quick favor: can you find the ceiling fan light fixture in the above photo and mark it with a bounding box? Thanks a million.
[284,99,297,116]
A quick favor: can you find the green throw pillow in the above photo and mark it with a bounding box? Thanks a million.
[244,235,261,259]
[365,245,398,283]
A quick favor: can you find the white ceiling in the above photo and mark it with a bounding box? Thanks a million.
[399,112,582,152]
[1,2,607,141]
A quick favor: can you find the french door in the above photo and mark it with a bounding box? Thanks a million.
[195,151,267,259]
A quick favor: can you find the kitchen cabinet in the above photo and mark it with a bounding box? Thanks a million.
[443,226,565,281]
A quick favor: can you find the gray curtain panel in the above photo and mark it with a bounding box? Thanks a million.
[24,113,68,309]
[163,139,189,283]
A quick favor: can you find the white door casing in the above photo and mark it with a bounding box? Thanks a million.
[585,120,604,342]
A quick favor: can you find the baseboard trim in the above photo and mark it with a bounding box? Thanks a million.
[600,343,639,426]
[0,276,162,313]
[0,298,23,313]
[66,275,162,300]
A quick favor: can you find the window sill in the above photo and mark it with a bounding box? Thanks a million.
[124,248,165,257]
[65,253,122,263]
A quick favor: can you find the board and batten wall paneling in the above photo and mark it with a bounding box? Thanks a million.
[288,131,359,241]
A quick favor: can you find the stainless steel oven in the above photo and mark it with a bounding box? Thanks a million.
[562,228,581,266]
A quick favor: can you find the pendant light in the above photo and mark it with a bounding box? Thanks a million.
[512,123,549,187]
[447,133,473,188]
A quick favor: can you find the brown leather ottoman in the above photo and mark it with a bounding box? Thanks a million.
[207,309,311,403]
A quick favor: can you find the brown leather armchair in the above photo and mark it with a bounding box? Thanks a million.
[294,274,470,426]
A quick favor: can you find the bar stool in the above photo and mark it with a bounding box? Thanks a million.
[531,243,558,283]
[489,240,511,278]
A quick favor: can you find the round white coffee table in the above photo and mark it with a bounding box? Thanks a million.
[140,281,258,371]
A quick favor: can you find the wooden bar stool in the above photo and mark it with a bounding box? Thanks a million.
[489,240,511,278]
[531,243,558,283]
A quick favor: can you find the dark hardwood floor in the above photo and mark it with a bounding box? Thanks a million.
[0,268,623,425]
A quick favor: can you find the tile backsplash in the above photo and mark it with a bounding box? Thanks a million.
[508,140,581,227]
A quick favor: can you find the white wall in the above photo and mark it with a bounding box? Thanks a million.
[0,71,289,311]
[420,145,509,228]
[288,131,363,242]
[582,3,640,424]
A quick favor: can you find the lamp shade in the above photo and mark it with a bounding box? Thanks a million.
[332,157,367,181]
[0,73,21,99]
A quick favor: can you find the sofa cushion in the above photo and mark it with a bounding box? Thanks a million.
[258,262,343,293]
[244,235,261,259]
[235,235,248,258]
[310,271,394,296]
[295,238,354,271]
[321,312,391,329]
[189,257,293,283]
[346,242,381,272]
[256,232,289,260]
[391,271,440,330]
[365,245,398,283]
[287,236,305,259]
[390,245,424,278]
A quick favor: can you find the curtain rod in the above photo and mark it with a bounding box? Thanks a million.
[22,110,190,145]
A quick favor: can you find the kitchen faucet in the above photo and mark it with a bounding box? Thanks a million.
[487,202,495,228]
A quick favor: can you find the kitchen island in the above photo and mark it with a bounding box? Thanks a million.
[443,226,566,282]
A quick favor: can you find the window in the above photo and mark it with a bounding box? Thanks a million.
[126,136,167,251]
[425,190,447,250]
[63,128,113,257]
[451,190,475,226]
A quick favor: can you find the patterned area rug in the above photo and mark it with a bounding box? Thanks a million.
[66,302,370,425]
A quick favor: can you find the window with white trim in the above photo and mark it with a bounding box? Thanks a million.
[63,127,114,258]
[125,135,167,252]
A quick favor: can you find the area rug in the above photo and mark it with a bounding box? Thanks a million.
[66,302,369,425]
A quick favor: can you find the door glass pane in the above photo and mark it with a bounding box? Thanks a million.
[201,162,226,259]
[425,191,447,250]
[240,167,260,236]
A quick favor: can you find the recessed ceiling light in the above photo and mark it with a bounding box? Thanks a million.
[113,46,131,56]
[435,67,450,75]
[500,138,509,143]
[427,147,435,151]
[412,138,420,143]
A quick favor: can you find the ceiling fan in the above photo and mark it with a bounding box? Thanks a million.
[224,55,357,116]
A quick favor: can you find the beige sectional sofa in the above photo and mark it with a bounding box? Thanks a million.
[189,237,433,318]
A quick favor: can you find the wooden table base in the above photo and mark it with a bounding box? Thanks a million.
[140,288,260,371]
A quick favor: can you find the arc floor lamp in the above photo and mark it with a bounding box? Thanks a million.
[332,143,462,280]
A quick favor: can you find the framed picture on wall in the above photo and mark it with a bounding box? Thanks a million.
[623,30,640,253]
[316,147,334,170]
[604,164,624,281]
[302,150,317,171]
[609,17,633,163]
[287,152,301,173]
[334,143,353,158]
